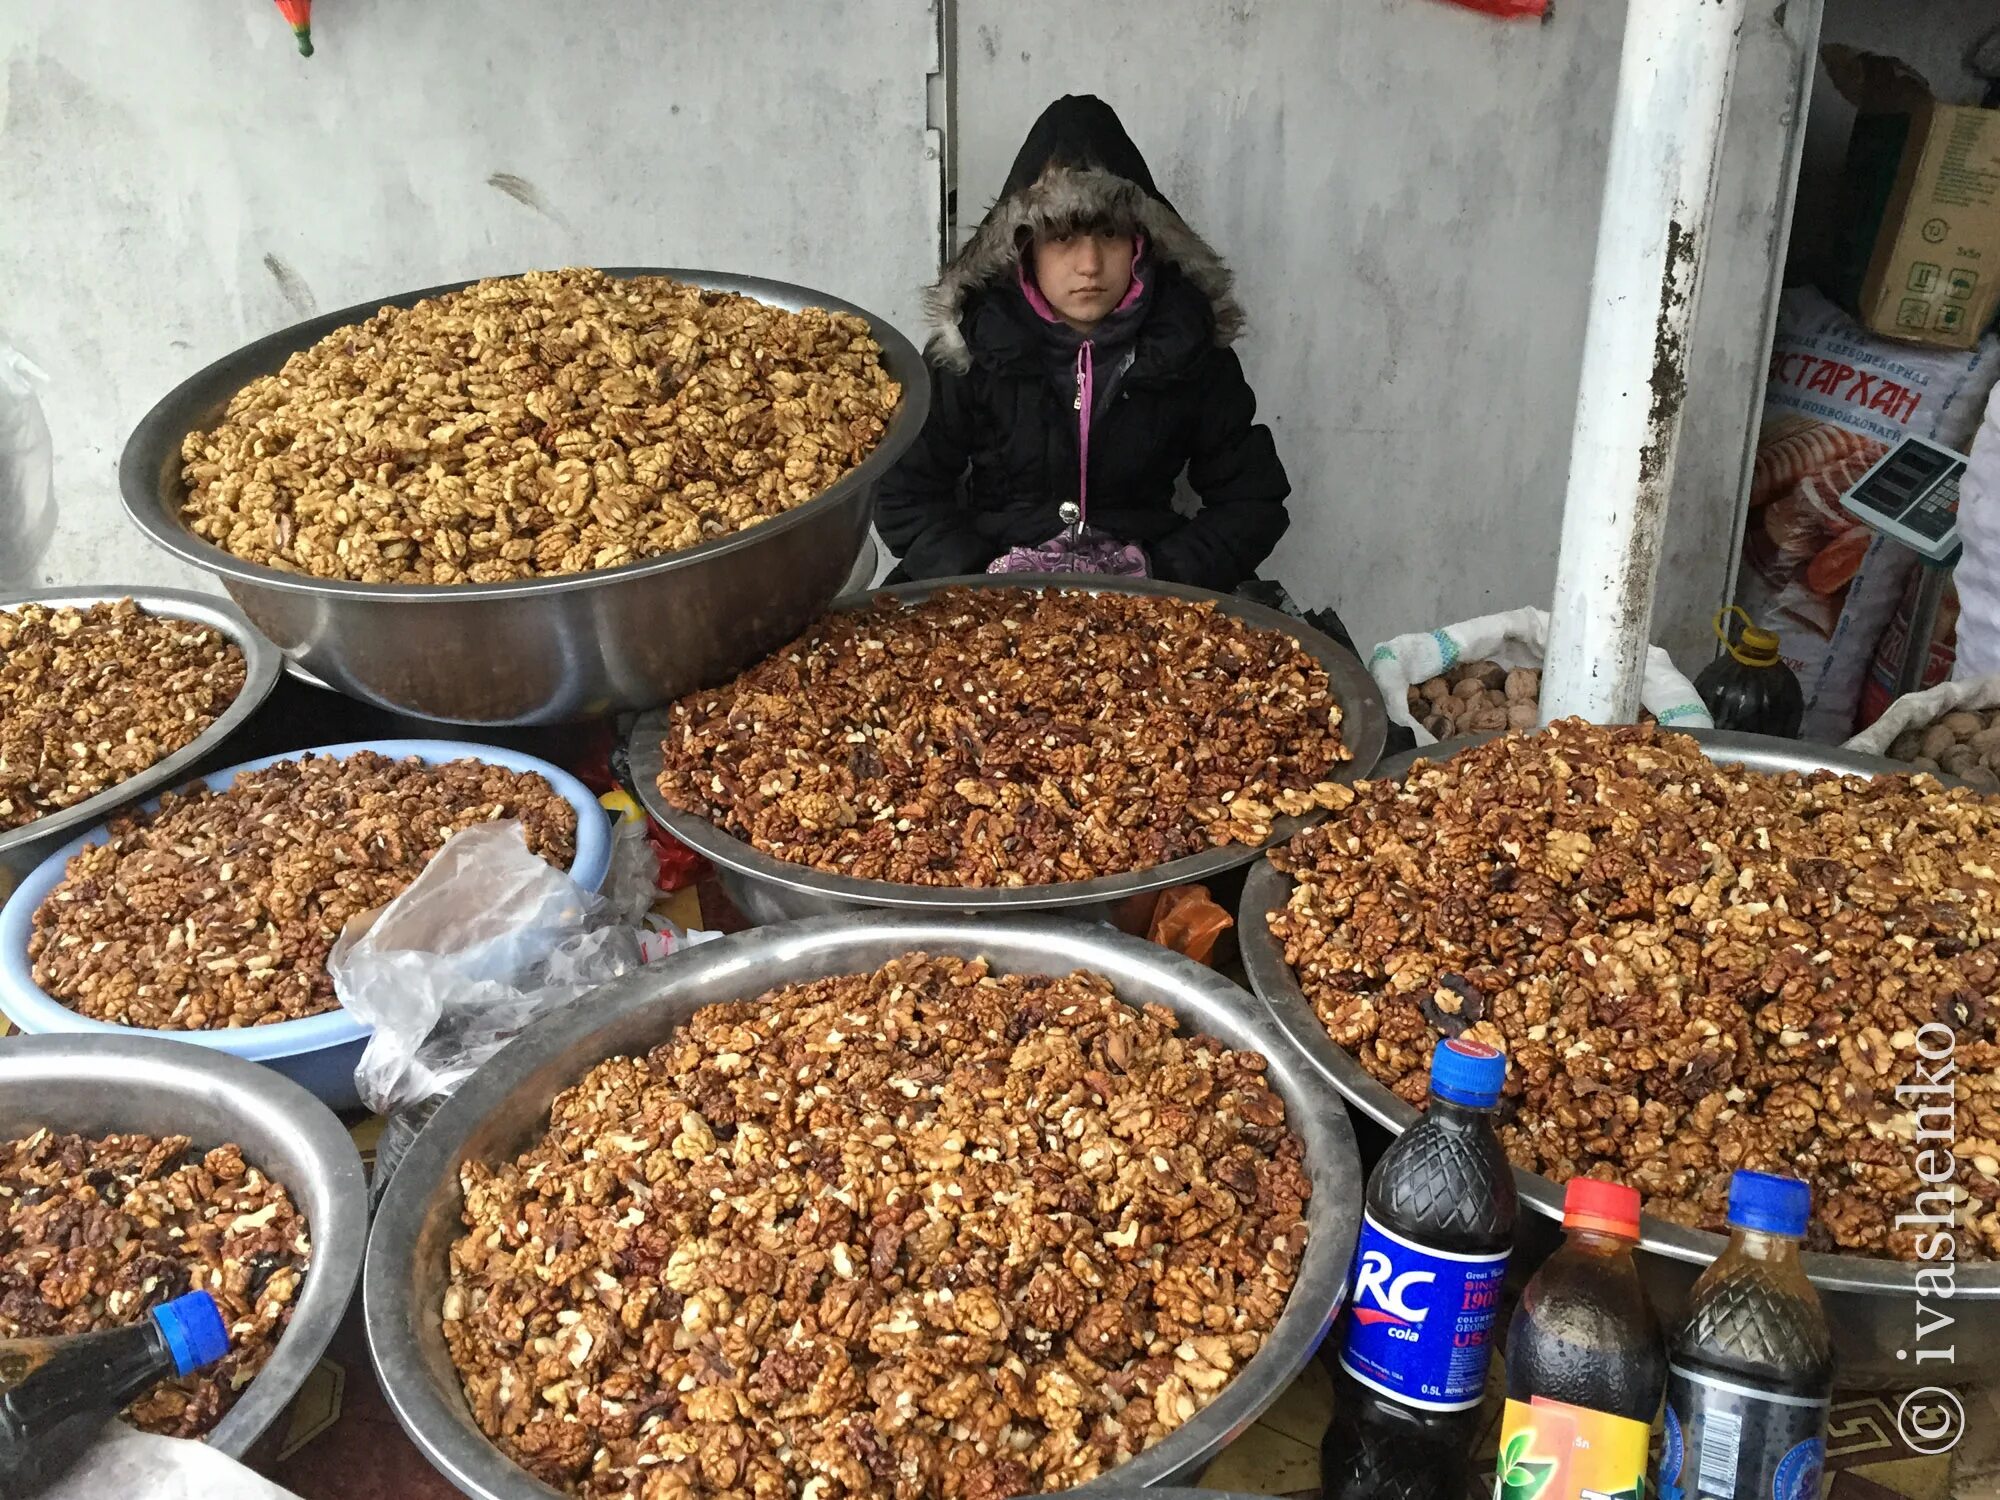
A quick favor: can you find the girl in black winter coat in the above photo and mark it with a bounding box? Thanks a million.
[877,95,1291,593]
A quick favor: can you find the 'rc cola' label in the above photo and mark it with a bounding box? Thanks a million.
[1338,1211,1508,1410]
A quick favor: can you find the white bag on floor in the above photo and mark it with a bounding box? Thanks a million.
[1369,606,1712,746]
[1952,381,2000,682]
[1843,675,2000,757]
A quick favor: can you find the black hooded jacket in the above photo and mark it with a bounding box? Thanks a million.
[876,96,1290,592]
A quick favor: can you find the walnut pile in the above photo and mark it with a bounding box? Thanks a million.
[1405,659,1656,742]
[1887,708,2000,791]
[0,1128,310,1439]
[442,954,1311,1500]
[653,587,1354,887]
[29,752,578,1029]
[0,599,246,832]
[1269,719,2000,1260]
[178,269,901,585]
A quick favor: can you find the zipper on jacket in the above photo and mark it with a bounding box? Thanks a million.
[1073,343,1092,532]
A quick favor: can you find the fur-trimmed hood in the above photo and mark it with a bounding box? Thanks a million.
[927,96,1242,372]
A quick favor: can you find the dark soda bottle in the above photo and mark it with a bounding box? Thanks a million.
[1661,1172,1833,1500]
[1693,608,1803,738]
[0,1289,230,1494]
[1493,1179,1664,1500]
[1323,1038,1518,1500]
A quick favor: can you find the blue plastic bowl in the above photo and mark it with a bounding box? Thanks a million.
[0,740,612,1111]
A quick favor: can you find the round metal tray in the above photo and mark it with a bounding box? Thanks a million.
[627,574,1388,923]
[119,269,930,727]
[0,587,282,890]
[0,1034,368,1460]
[365,913,1364,1500]
[1238,727,2000,1386]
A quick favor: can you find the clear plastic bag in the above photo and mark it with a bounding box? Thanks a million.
[0,342,56,590]
[329,820,718,1190]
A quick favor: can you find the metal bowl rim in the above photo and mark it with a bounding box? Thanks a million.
[1238,726,2000,1297]
[0,587,282,861]
[364,912,1362,1500]
[119,266,931,604]
[628,573,1388,911]
[0,1032,368,1458]
[0,737,613,1058]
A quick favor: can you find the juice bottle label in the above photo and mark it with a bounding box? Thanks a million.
[1493,1396,1651,1500]
[1662,1367,1828,1500]
[1338,1211,1507,1410]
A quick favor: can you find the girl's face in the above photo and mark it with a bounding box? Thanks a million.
[1031,229,1136,333]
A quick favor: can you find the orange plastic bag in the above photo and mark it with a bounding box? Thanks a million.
[1146,885,1235,966]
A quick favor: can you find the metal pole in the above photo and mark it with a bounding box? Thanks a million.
[1541,0,1749,724]
[1893,557,1954,698]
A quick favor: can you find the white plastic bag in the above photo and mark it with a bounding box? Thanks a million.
[43,1426,303,1500]
[1952,380,2000,682]
[331,820,717,1117]
[0,342,55,590]
[1369,606,1712,745]
[1843,674,2000,757]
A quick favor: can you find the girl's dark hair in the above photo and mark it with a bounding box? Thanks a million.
[1016,202,1141,251]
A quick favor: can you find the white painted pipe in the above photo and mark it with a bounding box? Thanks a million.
[1541,0,1749,724]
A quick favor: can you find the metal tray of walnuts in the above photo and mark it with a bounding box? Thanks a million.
[364,913,1364,1500]
[118,268,930,727]
[0,1034,367,1460]
[625,574,1389,924]
[0,586,282,892]
[1239,727,2000,1387]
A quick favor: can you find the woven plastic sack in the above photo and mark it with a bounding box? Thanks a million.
[1369,606,1711,746]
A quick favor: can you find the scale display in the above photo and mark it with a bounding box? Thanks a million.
[1839,434,1967,563]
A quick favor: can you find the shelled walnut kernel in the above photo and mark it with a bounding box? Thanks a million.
[442,954,1310,1499]
[180,269,901,585]
[1270,719,2000,1260]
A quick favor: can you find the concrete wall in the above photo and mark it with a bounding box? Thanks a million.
[5,0,1829,673]
[0,0,940,591]
[954,0,1819,667]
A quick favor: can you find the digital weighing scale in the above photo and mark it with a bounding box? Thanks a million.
[1839,434,1968,697]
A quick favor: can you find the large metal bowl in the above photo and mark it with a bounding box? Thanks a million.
[627,575,1388,924]
[1238,727,2000,1386]
[119,269,931,727]
[0,1034,368,1459]
[0,587,282,892]
[365,913,1364,1500]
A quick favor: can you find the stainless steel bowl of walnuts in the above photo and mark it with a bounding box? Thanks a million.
[365,914,1364,1500]
[120,268,929,727]
[1240,723,2000,1387]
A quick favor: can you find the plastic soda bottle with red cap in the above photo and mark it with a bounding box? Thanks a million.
[1322,1037,1518,1500]
[1493,1178,1664,1500]
[1661,1171,1833,1500]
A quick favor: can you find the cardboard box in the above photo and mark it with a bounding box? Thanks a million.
[1827,48,2000,351]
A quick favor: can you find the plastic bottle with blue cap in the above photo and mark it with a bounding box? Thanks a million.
[0,1289,231,1494]
[1322,1036,1519,1500]
[1661,1171,1834,1500]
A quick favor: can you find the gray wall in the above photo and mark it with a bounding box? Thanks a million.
[5,0,1835,668]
